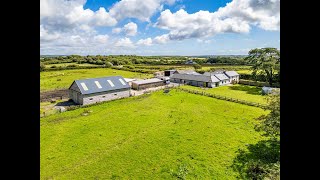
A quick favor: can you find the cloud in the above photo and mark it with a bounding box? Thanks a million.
[123,22,138,36]
[93,35,109,44]
[109,0,176,22]
[197,39,212,44]
[114,37,135,48]
[154,0,280,42]
[112,28,122,34]
[153,34,170,44]
[137,38,153,46]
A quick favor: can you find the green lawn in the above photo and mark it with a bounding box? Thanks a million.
[40,68,152,91]
[180,84,267,104]
[41,90,266,179]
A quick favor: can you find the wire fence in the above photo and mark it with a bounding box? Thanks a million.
[176,87,268,109]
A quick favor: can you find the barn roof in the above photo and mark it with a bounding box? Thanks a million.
[70,76,130,95]
[224,71,239,77]
[171,73,212,82]
[132,78,164,85]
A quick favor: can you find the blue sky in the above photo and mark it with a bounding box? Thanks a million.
[40,0,280,55]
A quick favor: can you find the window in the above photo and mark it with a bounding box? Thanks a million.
[119,79,126,85]
[80,82,88,91]
[102,96,106,98]
[94,81,102,89]
[107,80,115,87]
[89,98,93,100]
[114,93,117,96]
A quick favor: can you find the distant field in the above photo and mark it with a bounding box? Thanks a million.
[45,63,101,68]
[180,84,267,104]
[237,70,253,74]
[40,90,266,179]
[201,65,252,71]
[40,68,152,91]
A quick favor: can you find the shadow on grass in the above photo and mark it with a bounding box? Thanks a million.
[231,139,280,179]
[55,100,77,107]
[229,85,262,95]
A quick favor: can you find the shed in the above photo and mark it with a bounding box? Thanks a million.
[68,76,130,105]
[131,78,165,90]
[262,86,279,95]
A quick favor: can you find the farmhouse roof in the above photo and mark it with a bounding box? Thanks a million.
[132,78,164,85]
[213,73,229,81]
[70,76,130,95]
[224,71,239,77]
[171,73,212,82]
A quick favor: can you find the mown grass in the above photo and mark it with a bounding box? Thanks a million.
[40,90,266,179]
[180,84,267,104]
[40,68,152,91]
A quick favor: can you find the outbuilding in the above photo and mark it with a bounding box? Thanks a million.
[170,73,220,88]
[131,78,165,90]
[68,76,130,105]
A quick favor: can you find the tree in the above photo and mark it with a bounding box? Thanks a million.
[40,63,46,71]
[233,91,280,179]
[105,61,113,68]
[256,90,280,139]
[245,48,280,86]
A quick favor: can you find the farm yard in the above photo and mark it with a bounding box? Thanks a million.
[40,68,152,91]
[40,90,266,179]
[180,84,267,105]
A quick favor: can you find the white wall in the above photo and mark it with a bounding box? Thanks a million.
[81,90,130,105]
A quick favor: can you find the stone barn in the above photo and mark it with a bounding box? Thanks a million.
[68,76,130,105]
[131,78,165,90]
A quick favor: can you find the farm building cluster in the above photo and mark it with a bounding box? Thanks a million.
[167,69,239,88]
[68,69,240,105]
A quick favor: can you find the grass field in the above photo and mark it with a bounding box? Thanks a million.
[40,68,152,91]
[237,70,253,74]
[201,65,252,71]
[180,84,267,104]
[41,90,266,179]
[45,63,101,68]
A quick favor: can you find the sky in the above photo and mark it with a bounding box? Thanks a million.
[40,0,280,56]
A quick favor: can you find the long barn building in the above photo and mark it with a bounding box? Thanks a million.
[68,76,130,105]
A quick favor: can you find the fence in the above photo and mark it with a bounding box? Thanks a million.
[176,87,268,109]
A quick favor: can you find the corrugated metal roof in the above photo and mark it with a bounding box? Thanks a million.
[132,78,164,85]
[171,74,212,82]
[225,71,239,77]
[71,76,130,95]
[213,73,229,81]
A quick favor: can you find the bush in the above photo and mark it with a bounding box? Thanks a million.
[40,63,46,71]
[193,64,202,69]
[67,64,79,68]
[196,69,205,74]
